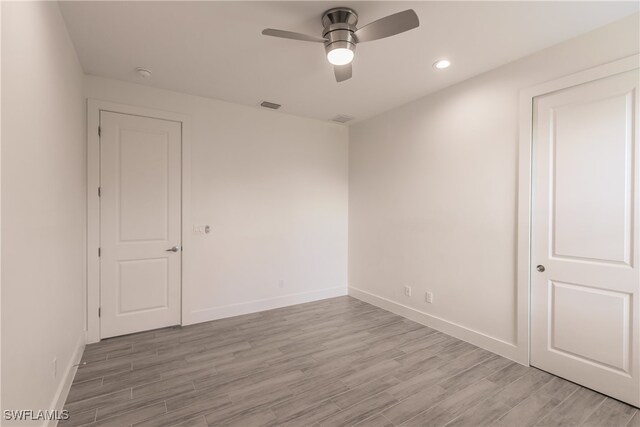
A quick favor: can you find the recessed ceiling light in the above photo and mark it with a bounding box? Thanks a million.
[433,59,451,70]
[135,67,152,78]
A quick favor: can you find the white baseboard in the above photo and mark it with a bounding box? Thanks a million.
[47,332,86,427]
[348,286,527,364]
[184,286,347,325]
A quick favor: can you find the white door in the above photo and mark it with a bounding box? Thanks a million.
[531,69,639,407]
[100,111,182,338]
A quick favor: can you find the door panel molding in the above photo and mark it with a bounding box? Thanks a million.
[548,280,631,374]
[87,99,191,343]
[548,90,635,266]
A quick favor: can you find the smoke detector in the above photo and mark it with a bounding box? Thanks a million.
[136,67,152,78]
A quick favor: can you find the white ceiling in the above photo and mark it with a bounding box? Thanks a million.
[59,1,638,123]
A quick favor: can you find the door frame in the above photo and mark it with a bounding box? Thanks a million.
[517,54,639,365]
[86,99,192,343]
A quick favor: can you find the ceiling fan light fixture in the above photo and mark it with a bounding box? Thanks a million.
[327,47,354,65]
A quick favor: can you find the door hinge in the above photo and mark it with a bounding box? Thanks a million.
[98,187,101,197]
[98,307,101,317]
[98,126,101,137]
[98,247,101,257]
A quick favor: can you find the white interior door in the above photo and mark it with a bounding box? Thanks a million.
[100,111,182,338]
[531,69,639,407]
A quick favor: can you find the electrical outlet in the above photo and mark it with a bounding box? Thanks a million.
[426,291,434,304]
[278,280,284,289]
[404,286,412,297]
[52,358,57,379]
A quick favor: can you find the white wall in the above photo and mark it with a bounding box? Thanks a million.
[348,14,640,362]
[1,1,86,422]
[84,76,349,327]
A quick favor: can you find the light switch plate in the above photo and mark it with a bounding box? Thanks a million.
[193,225,210,234]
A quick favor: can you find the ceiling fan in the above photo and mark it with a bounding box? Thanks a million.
[262,7,419,82]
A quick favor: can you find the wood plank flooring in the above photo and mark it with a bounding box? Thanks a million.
[62,296,638,427]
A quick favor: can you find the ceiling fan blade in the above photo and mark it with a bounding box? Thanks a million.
[354,9,419,43]
[262,28,326,43]
[334,63,352,82]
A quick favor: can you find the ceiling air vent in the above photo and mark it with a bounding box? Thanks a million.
[331,114,354,124]
[260,101,281,110]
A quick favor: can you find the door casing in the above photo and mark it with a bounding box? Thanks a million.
[86,99,192,344]
[517,54,640,367]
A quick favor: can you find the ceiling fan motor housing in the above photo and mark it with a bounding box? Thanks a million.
[322,8,358,59]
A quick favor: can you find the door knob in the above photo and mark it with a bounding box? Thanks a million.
[536,265,545,272]
[166,246,180,252]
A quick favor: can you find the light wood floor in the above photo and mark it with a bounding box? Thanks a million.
[62,296,639,427]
